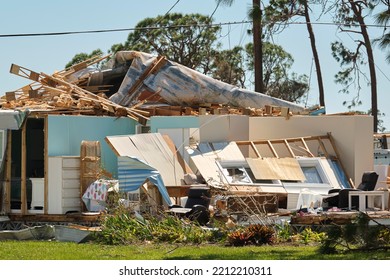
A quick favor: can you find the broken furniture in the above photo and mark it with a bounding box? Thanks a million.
[348,191,385,211]
[168,186,211,225]
[80,141,101,212]
[324,171,380,210]
[82,179,119,212]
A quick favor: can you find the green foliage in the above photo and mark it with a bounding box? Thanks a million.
[115,13,221,76]
[65,11,309,102]
[274,222,326,245]
[210,46,247,88]
[65,49,103,69]
[96,205,216,245]
[295,228,327,245]
[246,42,309,102]
[374,4,390,63]
[274,221,293,242]
[331,41,366,108]
[319,213,390,254]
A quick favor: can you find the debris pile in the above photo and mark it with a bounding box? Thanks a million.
[1,55,150,124]
[1,51,317,123]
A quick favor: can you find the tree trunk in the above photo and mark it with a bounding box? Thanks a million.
[303,1,325,107]
[253,0,264,93]
[349,0,378,132]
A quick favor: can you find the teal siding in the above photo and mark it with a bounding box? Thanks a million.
[149,116,199,132]
[47,115,136,176]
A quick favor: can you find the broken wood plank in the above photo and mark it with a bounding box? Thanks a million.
[126,55,167,98]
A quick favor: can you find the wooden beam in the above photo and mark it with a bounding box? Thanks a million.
[250,142,262,158]
[21,122,27,214]
[327,132,354,188]
[316,136,329,158]
[267,140,279,158]
[284,139,295,157]
[5,131,12,213]
[300,137,314,157]
[10,64,41,82]
[126,55,167,98]
[44,116,49,214]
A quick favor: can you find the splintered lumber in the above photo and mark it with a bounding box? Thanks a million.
[5,62,150,124]
[54,54,112,79]
[40,72,150,123]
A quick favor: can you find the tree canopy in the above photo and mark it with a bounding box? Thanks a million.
[66,12,309,104]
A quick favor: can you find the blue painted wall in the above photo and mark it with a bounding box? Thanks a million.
[149,116,199,132]
[47,115,136,177]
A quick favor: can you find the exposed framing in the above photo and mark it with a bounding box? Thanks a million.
[235,133,353,188]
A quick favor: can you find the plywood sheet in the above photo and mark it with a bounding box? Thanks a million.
[246,157,305,181]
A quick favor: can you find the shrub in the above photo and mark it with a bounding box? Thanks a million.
[227,230,254,246]
[274,221,293,242]
[227,224,275,246]
[96,206,216,245]
[247,224,276,245]
[319,212,390,254]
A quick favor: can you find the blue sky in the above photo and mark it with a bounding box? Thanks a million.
[0,0,389,131]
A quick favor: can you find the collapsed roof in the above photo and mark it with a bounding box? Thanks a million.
[0,51,309,129]
[105,51,307,113]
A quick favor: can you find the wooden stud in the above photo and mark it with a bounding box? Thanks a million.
[316,136,329,158]
[21,121,27,214]
[5,92,16,101]
[5,131,12,213]
[28,90,39,98]
[284,139,295,157]
[327,132,354,188]
[267,140,279,158]
[264,105,272,115]
[281,107,290,119]
[44,116,49,214]
[300,137,314,157]
[250,142,262,158]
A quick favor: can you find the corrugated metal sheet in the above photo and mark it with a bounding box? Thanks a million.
[109,51,306,113]
[118,156,171,205]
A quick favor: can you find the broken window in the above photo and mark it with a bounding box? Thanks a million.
[216,160,253,184]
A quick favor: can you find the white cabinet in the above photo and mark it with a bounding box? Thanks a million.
[30,178,44,210]
[48,156,81,214]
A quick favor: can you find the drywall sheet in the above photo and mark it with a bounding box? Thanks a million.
[106,133,185,186]
[188,141,246,183]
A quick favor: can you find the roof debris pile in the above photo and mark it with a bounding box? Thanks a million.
[0,55,150,124]
[0,51,318,122]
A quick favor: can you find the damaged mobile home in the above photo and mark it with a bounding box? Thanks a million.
[0,51,388,231]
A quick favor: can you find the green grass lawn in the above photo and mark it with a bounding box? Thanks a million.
[0,240,389,260]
